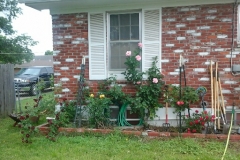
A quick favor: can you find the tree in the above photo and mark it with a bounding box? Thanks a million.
[0,0,37,64]
[45,50,53,55]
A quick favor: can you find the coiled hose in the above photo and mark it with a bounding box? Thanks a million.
[118,103,143,126]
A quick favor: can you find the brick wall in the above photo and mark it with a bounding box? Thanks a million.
[52,13,88,99]
[52,4,240,109]
[162,4,240,108]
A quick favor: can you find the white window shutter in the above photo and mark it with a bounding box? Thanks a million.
[142,9,161,73]
[88,13,107,80]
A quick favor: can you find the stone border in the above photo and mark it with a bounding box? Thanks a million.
[37,123,240,141]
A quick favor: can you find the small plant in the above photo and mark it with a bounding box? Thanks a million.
[59,97,76,122]
[167,85,199,113]
[87,93,112,128]
[122,44,144,84]
[46,110,69,141]
[98,76,130,106]
[183,110,215,133]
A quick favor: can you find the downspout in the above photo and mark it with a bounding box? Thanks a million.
[230,0,240,76]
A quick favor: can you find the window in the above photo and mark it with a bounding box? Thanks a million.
[88,9,161,80]
[108,12,141,71]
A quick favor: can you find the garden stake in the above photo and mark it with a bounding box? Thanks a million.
[210,60,214,117]
[182,60,190,117]
[218,78,227,124]
[162,85,170,131]
[179,55,182,133]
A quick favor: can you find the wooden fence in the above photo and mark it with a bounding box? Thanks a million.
[0,64,15,118]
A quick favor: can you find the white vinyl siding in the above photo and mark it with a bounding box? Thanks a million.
[88,13,107,80]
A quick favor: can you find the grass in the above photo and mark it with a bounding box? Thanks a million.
[1,117,240,160]
[15,91,54,113]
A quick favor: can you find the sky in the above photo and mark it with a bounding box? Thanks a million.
[12,4,53,55]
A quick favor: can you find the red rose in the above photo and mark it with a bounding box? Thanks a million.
[192,129,197,133]
[190,122,193,126]
[195,110,199,113]
[204,111,208,114]
[201,122,205,126]
[195,120,199,124]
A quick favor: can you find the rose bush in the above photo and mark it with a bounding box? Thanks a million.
[183,110,215,133]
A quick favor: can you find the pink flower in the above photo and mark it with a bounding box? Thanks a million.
[136,81,141,85]
[138,43,143,48]
[126,51,131,56]
[152,78,158,83]
[135,55,141,61]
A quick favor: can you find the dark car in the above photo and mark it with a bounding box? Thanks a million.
[14,66,53,95]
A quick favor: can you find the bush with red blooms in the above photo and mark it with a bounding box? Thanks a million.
[18,96,43,143]
[45,97,70,141]
[45,110,68,142]
[183,110,215,133]
[166,85,199,113]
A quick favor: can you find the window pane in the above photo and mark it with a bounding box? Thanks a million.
[131,13,139,25]
[110,26,119,40]
[110,15,119,26]
[131,26,139,40]
[120,26,130,40]
[110,42,139,70]
[120,14,130,26]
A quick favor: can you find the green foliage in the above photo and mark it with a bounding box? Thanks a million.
[86,93,112,128]
[18,96,43,143]
[167,85,199,113]
[1,117,240,160]
[122,48,144,84]
[59,98,76,122]
[0,0,20,34]
[45,50,53,55]
[0,0,37,64]
[134,57,164,119]
[98,76,130,106]
[46,111,69,142]
[38,92,56,116]
[122,44,164,119]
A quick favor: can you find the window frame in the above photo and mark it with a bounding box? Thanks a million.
[107,10,142,79]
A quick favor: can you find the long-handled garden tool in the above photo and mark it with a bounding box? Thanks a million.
[162,85,170,131]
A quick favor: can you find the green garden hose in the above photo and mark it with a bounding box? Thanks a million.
[221,105,235,160]
[118,103,143,126]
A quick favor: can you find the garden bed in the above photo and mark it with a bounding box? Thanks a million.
[37,123,240,141]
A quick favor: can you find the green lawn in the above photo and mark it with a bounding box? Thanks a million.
[0,117,240,160]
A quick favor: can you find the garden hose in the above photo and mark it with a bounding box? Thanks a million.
[221,105,235,160]
[118,103,143,126]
